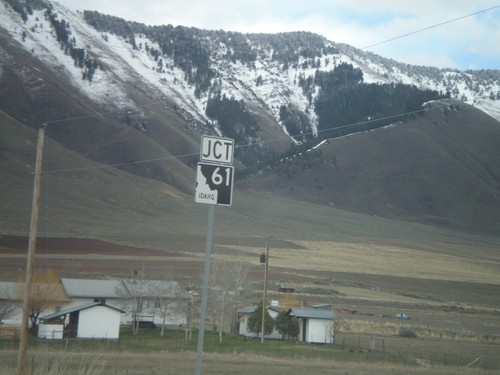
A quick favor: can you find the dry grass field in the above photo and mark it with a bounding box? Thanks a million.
[1,228,499,373]
[0,350,496,375]
[1,148,499,374]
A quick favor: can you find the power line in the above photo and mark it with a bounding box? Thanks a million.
[361,5,500,50]
[0,106,431,188]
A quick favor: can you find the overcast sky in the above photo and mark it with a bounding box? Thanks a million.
[55,0,500,70]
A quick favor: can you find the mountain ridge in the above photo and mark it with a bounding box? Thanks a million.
[0,0,499,236]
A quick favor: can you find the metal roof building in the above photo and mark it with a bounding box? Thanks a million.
[61,278,123,298]
[286,307,335,344]
[39,301,124,340]
[286,308,335,320]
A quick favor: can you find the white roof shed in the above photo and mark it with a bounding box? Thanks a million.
[286,308,335,344]
[39,301,124,339]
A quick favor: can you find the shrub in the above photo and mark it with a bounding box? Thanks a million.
[399,327,417,338]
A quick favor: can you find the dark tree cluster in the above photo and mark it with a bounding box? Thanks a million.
[82,12,344,95]
[154,26,214,97]
[247,32,338,68]
[270,148,324,179]
[3,0,42,21]
[206,94,265,167]
[84,11,139,49]
[314,63,447,139]
[205,94,259,142]
[44,8,100,82]
[84,12,215,97]
[246,301,299,340]
[216,31,257,65]
[279,104,312,142]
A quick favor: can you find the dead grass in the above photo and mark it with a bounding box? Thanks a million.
[0,350,496,375]
[338,319,499,343]
[220,240,500,284]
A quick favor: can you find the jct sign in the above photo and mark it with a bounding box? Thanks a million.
[195,136,234,206]
[200,136,234,165]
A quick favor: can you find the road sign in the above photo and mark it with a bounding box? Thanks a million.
[194,137,234,375]
[195,162,234,206]
[200,136,234,165]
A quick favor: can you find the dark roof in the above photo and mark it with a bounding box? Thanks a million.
[286,308,335,320]
[39,302,124,321]
[237,305,281,314]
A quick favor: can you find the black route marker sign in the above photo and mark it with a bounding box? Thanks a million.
[195,162,234,206]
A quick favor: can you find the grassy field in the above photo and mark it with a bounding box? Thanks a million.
[0,327,498,374]
[2,118,500,374]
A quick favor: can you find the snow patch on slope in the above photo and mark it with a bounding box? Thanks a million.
[2,0,499,136]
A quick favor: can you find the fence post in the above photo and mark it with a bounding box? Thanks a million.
[30,356,35,375]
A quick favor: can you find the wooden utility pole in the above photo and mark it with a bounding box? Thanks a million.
[260,238,269,344]
[17,125,45,375]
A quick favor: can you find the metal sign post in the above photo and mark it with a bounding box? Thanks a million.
[194,136,234,375]
[194,204,214,375]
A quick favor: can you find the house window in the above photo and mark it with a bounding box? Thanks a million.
[93,298,106,303]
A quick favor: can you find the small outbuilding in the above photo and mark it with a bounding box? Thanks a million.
[286,307,335,344]
[38,301,124,339]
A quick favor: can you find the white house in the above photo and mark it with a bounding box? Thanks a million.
[38,301,124,339]
[237,305,282,339]
[0,278,188,332]
[0,281,22,324]
[286,308,335,344]
[120,278,187,327]
[60,278,188,328]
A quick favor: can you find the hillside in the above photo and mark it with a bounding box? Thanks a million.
[0,0,499,236]
[240,100,500,234]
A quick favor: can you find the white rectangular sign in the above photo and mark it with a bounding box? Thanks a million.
[200,136,234,165]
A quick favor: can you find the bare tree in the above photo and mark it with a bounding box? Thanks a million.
[322,315,338,344]
[15,269,66,333]
[0,300,16,323]
[146,278,186,336]
[208,252,250,342]
[116,265,149,335]
[117,265,188,336]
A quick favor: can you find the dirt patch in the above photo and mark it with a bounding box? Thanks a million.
[0,235,174,257]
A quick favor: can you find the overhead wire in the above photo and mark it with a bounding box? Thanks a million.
[360,5,500,50]
[0,105,428,188]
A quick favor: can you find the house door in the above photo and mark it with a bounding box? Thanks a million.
[302,319,307,342]
[66,311,79,338]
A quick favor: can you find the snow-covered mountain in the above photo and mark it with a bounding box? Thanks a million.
[1,0,499,141]
[1,0,500,235]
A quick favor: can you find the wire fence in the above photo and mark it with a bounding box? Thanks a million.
[0,326,498,371]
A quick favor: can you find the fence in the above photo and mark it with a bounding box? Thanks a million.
[335,333,498,370]
[0,324,21,342]
[1,327,497,371]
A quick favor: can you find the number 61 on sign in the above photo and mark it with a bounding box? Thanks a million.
[195,162,234,206]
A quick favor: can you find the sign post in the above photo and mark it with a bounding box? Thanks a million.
[194,136,234,375]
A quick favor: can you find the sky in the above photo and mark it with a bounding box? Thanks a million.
[55,0,500,70]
